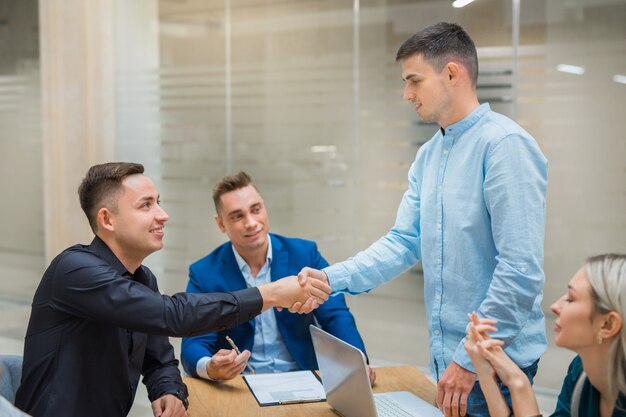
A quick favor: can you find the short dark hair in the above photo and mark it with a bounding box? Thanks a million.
[212,171,257,214]
[78,162,144,233]
[396,22,478,87]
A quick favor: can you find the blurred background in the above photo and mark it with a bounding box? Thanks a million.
[0,0,625,415]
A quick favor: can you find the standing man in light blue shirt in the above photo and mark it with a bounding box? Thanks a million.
[298,22,548,417]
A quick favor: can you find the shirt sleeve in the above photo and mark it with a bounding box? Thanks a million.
[453,133,548,370]
[324,159,423,294]
[181,265,221,377]
[141,332,188,403]
[50,251,263,337]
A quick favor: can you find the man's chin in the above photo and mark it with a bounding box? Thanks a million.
[148,240,165,254]
[243,236,267,249]
[417,114,435,124]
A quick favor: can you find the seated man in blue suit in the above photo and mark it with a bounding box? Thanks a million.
[181,171,375,384]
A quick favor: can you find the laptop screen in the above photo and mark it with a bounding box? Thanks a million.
[310,325,379,417]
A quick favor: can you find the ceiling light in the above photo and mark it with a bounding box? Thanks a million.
[452,0,476,7]
[557,64,585,75]
[311,145,337,153]
[613,74,626,84]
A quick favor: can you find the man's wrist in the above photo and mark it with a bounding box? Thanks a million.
[205,358,223,382]
[197,356,218,381]
[161,390,189,410]
[257,282,278,310]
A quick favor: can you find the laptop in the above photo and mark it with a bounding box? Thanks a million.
[310,325,443,417]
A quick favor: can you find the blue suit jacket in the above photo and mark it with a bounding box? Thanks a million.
[181,234,367,377]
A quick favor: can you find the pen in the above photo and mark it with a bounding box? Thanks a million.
[278,397,323,404]
[225,335,256,374]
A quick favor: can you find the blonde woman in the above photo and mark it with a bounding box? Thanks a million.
[465,254,626,417]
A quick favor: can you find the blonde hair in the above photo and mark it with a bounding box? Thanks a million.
[586,254,626,399]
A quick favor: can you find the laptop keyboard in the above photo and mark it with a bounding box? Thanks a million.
[374,394,414,417]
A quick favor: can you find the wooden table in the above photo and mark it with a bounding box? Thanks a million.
[185,366,437,417]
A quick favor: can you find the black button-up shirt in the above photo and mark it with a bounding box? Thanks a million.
[16,236,262,417]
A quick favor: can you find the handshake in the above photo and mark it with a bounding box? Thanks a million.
[257,267,330,314]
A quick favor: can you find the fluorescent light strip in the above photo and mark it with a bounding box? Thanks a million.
[452,0,476,8]
[613,74,626,84]
[311,145,337,153]
[557,64,585,75]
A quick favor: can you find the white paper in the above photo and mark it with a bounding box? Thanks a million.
[244,370,326,405]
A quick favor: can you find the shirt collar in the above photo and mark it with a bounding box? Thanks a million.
[442,103,490,136]
[231,235,273,274]
[89,235,132,277]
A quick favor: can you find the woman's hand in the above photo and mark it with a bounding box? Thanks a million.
[464,312,498,377]
[466,312,528,390]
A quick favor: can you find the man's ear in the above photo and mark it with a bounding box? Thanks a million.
[214,214,226,233]
[97,207,115,233]
[444,62,461,84]
[600,311,622,339]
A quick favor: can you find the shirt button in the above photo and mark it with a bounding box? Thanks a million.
[434,330,441,335]
[520,267,527,273]
[437,223,441,230]
[443,149,449,155]
[435,294,441,301]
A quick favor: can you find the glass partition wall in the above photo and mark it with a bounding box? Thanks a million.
[114,0,626,397]
[0,0,43,309]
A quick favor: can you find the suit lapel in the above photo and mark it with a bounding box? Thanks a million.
[270,235,289,283]
[219,243,248,292]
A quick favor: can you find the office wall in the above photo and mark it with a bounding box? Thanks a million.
[522,0,626,301]
[0,0,43,256]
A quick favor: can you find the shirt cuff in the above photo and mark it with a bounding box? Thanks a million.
[452,338,476,373]
[230,287,263,322]
[323,264,351,293]
[196,356,212,380]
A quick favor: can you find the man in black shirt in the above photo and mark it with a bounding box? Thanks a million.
[15,162,330,417]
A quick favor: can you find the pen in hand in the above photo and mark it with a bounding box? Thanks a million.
[225,335,256,374]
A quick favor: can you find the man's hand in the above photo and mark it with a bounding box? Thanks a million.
[288,267,332,313]
[436,361,476,417]
[151,394,187,417]
[258,275,330,313]
[298,267,330,286]
[207,349,250,381]
[367,365,377,386]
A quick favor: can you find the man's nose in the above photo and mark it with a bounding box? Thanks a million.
[155,205,169,222]
[403,84,414,101]
[244,214,257,228]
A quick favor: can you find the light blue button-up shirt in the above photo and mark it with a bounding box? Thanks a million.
[325,104,548,378]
